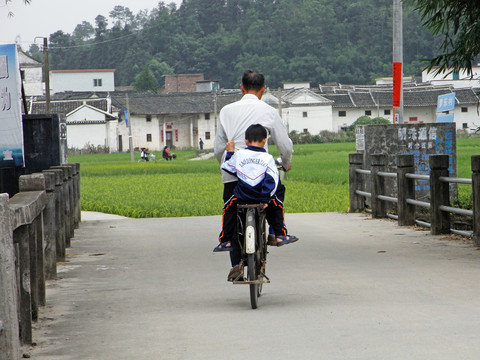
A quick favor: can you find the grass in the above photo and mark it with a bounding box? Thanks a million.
[70,137,479,218]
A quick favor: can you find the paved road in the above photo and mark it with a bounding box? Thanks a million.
[26,212,480,360]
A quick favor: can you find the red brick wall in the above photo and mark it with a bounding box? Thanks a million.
[165,74,204,93]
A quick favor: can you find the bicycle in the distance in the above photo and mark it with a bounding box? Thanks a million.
[231,203,270,309]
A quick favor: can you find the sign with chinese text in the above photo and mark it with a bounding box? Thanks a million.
[437,92,456,113]
[0,44,24,167]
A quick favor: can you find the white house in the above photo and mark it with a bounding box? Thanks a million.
[18,49,43,96]
[50,69,115,94]
[422,66,480,88]
[66,103,117,150]
[280,88,333,133]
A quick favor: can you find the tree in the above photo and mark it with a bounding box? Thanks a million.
[73,21,94,43]
[133,66,158,92]
[347,116,391,133]
[407,0,480,75]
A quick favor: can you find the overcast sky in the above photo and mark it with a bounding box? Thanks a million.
[0,0,183,48]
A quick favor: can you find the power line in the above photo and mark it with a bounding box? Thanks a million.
[49,30,141,50]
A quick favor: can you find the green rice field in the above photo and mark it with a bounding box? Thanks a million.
[70,137,479,218]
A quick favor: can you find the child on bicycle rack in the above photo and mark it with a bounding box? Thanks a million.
[214,124,298,281]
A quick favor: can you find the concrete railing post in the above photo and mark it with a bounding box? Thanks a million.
[472,156,480,246]
[65,165,74,239]
[44,169,65,261]
[349,153,364,212]
[430,155,450,235]
[0,193,21,359]
[50,166,71,247]
[397,154,416,226]
[13,224,32,344]
[370,154,387,218]
[19,174,49,305]
[40,171,57,279]
[68,163,81,228]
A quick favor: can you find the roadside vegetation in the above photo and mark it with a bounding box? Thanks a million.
[70,135,479,218]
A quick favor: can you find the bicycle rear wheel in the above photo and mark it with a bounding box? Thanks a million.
[247,253,258,309]
[245,208,258,309]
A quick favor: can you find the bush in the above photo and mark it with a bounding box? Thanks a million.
[289,129,354,144]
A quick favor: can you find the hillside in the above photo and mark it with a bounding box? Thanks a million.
[26,0,436,89]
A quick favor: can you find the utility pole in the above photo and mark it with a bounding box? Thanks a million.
[393,0,404,124]
[126,93,134,162]
[43,37,50,113]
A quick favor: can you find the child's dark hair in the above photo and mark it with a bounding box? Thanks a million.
[245,124,267,142]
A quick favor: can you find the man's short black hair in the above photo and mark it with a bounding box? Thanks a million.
[245,124,267,143]
[242,70,265,91]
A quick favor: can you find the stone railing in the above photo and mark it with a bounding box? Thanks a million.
[0,163,80,359]
[349,153,480,245]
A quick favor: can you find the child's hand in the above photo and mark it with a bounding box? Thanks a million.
[225,141,235,152]
[261,203,268,209]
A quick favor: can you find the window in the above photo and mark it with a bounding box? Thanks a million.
[463,123,468,129]
[461,107,468,113]
[384,109,391,115]
[146,134,152,142]
[146,115,152,122]
[339,111,346,117]
[93,78,102,87]
[303,128,308,133]
[365,110,372,116]
[302,112,308,118]
[205,113,210,120]
[205,132,211,140]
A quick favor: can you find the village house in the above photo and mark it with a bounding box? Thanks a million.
[26,68,480,154]
[50,69,116,93]
[18,49,43,96]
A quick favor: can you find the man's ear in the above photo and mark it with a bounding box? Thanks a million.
[244,139,249,146]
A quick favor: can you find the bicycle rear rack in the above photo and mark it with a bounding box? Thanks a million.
[232,271,270,285]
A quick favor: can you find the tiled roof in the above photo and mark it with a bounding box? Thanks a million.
[319,86,479,108]
[111,92,242,115]
[27,86,480,116]
[31,99,109,114]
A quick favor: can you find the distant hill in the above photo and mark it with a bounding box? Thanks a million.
[27,0,436,88]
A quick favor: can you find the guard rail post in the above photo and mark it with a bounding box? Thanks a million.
[51,166,71,247]
[371,154,386,218]
[472,155,480,246]
[0,193,21,359]
[349,153,364,212]
[69,162,81,228]
[44,168,65,261]
[430,155,450,235]
[397,154,415,226]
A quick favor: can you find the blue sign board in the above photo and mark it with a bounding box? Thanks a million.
[0,44,24,168]
[437,92,456,113]
[436,114,454,123]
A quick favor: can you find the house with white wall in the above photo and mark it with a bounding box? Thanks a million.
[422,66,480,88]
[66,103,117,150]
[18,49,43,96]
[280,88,333,133]
[110,91,242,152]
[50,69,115,94]
[28,79,480,154]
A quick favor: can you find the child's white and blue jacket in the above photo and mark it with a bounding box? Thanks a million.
[221,145,279,203]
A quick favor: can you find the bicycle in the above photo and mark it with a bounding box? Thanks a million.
[231,203,270,309]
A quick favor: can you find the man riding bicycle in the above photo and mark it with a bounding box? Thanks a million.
[214,69,298,257]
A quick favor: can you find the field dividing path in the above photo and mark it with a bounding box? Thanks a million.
[27,212,480,360]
